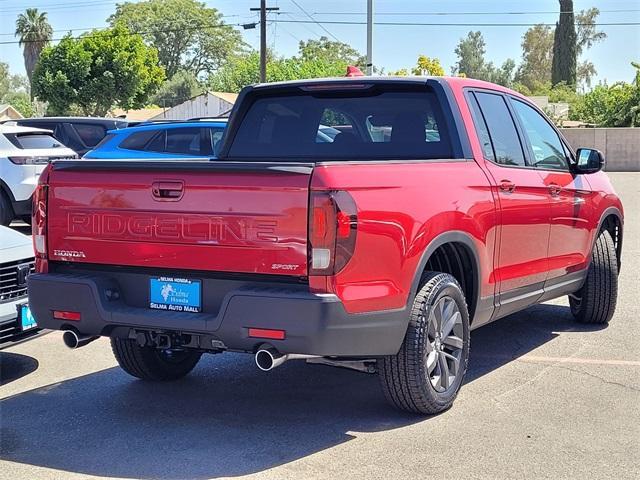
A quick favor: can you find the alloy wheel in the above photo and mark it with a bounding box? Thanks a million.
[425,296,464,393]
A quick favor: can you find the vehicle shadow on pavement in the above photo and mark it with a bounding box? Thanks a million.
[0,353,39,386]
[0,303,605,479]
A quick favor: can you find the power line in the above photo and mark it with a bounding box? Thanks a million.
[0,15,243,37]
[311,9,640,17]
[270,19,640,28]
[290,0,342,42]
[3,17,637,47]
[0,0,120,13]
[0,22,245,45]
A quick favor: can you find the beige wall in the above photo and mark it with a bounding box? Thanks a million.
[560,128,640,172]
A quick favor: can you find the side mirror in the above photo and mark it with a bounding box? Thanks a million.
[574,148,605,174]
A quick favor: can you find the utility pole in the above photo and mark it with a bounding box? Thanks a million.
[366,0,374,75]
[250,0,279,83]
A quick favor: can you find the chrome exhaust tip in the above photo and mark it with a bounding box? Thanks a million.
[255,346,320,371]
[255,347,286,371]
[62,330,99,349]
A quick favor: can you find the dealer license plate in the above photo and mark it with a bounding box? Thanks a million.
[149,277,202,313]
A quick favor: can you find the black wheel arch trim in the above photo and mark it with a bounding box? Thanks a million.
[408,231,483,320]
[594,206,623,269]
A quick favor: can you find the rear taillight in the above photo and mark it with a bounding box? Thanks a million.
[309,191,357,275]
[33,165,51,273]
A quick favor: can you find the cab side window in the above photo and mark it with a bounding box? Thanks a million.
[474,92,526,167]
[467,93,495,162]
[511,99,569,171]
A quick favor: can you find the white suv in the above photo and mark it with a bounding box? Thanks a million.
[0,125,76,225]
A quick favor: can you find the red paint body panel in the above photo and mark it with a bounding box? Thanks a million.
[448,78,622,295]
[310,161,497,313]
[46,168,310,275]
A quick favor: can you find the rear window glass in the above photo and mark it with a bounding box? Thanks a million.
[228,87,453,160]
[6,133,65,150]
[72,124,106,147]
[166,128,201,155]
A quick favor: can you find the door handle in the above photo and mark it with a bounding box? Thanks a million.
[548,183,562,197]
[499,180,516,193]
[152,181,184,200]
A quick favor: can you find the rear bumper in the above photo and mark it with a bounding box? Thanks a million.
[27,273,408,356]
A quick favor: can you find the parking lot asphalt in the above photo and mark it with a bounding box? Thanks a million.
[1,172,639,480]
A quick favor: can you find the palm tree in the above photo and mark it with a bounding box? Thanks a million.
[15,8,53,97]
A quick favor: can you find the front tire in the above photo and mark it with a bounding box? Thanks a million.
[111,338,202,381]
[379,272,470,414]
[569,229,618,324]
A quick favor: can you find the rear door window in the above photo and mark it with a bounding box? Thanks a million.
[473,92,526,167]
[467,93,495,162]
[228,87,454,160]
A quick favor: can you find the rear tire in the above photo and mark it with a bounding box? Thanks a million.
[0,192,14,226]
[379,272,470,415]
[111,338,202,381]
[569,229,618,324]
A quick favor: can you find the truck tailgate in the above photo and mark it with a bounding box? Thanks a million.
[46,161,312,276]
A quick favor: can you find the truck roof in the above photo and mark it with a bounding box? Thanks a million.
[247,75,525,99]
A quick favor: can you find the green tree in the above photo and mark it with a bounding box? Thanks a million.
[109,0,244,78]
[451,31,515,87]
[572,63,640,126]
[33,25,165,116]
[0,63,10,99]
[0,62,35,116]
[151,70,202,107]
[14,8,53,96]
[515,24,554,92]
[452,31,490,79]
[208,51,350,93]
[411,55,445,76]
[297,36,365,67]
[390,68,409,76]
[552,0,577,87]
[2,91,35,118]
[489,59,517,88]
[575,8,607,87]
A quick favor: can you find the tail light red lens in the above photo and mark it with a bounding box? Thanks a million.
[53,311,81,321]
[33,165,51,273]
[309,191,357,275]
[248,328,286,340]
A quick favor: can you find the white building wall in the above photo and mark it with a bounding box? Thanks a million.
[152,93,233,120]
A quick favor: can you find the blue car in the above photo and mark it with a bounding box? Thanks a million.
[83,120,227,159]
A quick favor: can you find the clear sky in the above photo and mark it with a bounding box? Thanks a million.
[1,0,639,85]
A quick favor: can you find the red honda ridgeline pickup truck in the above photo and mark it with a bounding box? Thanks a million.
[28,77,623,414]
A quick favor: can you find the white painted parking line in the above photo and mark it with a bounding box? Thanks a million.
[476,354,640,367]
